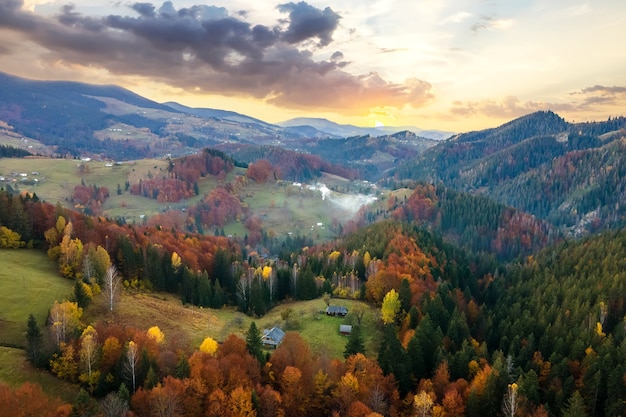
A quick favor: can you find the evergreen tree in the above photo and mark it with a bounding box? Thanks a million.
[343,325,365,358]
[211,280,224,308]
[25,313,43,366]
[144,365,158,389]
[377,324,412,395]
[73,281,90,308]
[250,277,267,317]
[398,278,412,313]
[117,383,130,405]
[245,321,265,364]
[174,355,191,379]
[72,388,99,417]
[562,391,588,417]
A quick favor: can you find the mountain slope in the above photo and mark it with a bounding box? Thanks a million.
[163,101,275,128]
[395,110,626,234]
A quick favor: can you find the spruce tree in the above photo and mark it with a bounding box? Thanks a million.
[72,388,99,417]
[562,391,588,417]
[73,281,90,308]
[398,278,412,313]
[25,313,43,365]
[343,325,365,358]
[174,355,191,379]
[245,321,265,364]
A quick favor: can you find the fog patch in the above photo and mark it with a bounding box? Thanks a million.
[308,182,377,217]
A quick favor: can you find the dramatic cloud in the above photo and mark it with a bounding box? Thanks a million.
[0,0,430,113]
[277,1,340,47]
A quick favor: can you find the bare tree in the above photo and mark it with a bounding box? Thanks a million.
[105,265,121,311]
[101,392,129,417]
[502,383,519,417]
[82,253,95,284]
[125,340,139,392]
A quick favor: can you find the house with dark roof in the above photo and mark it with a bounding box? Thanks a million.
[326,305,348,317]
[261,327,285,349]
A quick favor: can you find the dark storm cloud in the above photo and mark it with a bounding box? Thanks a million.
[277,1,340,47]
[131,3,157,18]
[0,0,432,112]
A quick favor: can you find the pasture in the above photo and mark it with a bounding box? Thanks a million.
[86,290,381,360]
[0,250,73,348]
[0,347,77,403]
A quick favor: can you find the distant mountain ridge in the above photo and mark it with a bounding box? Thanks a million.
[0,71,443,169]
[278,117,453,140]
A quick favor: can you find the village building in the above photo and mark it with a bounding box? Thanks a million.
[339,324,352,336]
[326,305,348,317]
[261,327,285,349]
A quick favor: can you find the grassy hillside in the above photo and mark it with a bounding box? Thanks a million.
[86,291,380,360]
[0,347,77,403]
[0,250,72,348]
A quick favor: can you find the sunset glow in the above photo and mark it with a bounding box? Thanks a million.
[0,0,623,132]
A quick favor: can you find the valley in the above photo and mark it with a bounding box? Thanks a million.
[0,73,625,417]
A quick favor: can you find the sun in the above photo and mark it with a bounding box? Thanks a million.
[374,120,385,127]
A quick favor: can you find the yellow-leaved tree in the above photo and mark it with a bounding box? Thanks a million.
[0,226,24,248]
[262,265,272,280]
[381,289,400,324]
[49,300,83,346]
[414,390,434,417]
[78,325,101,392]
[147,326,165,344]
[363,251,371,268]
[199,337,218,355]
[171,252,182,269]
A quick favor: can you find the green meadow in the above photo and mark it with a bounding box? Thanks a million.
[86,291,380,361]
[0,250,73,348]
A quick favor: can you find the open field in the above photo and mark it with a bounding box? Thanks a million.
[0,250,73,348]
[0,157,166,206]
[0,156,380,243]
[86,290,381,360]
[0,347,78,403]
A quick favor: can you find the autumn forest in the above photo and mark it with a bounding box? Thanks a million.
[1,111,626,417]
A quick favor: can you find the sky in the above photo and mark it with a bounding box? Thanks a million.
[0,0,625,132]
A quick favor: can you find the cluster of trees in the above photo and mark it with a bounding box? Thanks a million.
[170,149,235,182]
[227,145,358,182]
[0,144,32,158]
[186,185,247,230]
[130,177,197,202]
[130,149,235,202]
[72,184,110,215]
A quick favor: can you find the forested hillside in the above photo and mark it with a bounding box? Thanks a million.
[395,112,626,234]
[1,175,626,416]
[360,183,558,260]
